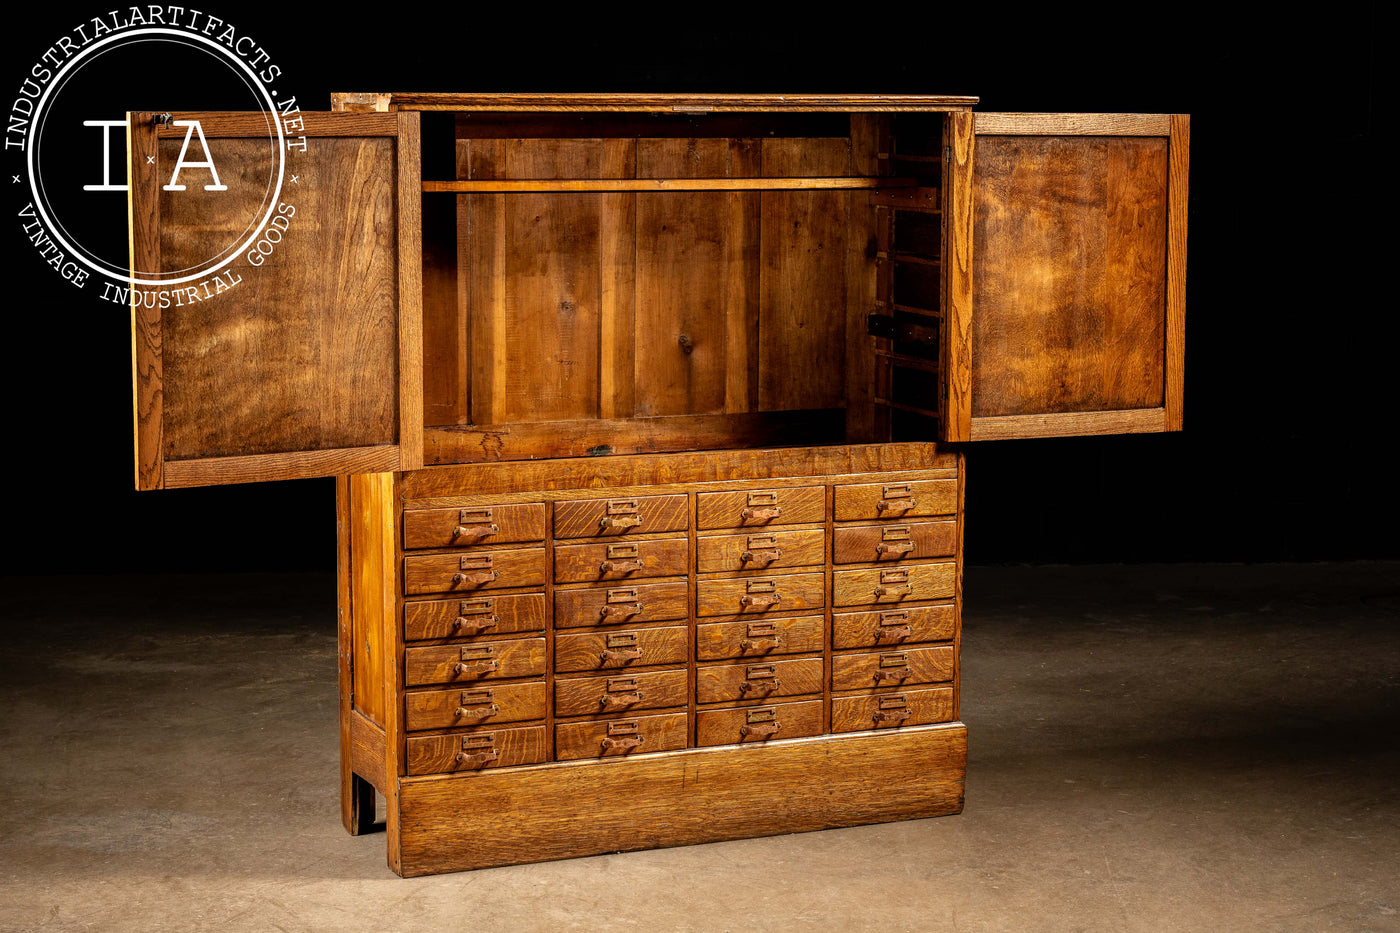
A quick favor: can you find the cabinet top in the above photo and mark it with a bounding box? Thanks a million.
[329,92,980,112]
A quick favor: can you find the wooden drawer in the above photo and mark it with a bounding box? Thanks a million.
[403,593,546,641]
[554,670,688,717]
[832,520,957,564]
[554,713,689,761]
[696,615,824,661]
[830,687,955,733]
[695,528,825,574]
[832,604,957,650]
[404,637,546,687]
[695,657,824,704]
[405,681,547,731]
[403,548,546,596]
[555,626,689,673]
[696,486,824,530]
[554,495,688,539]
[832,562,956,607]
[696,572,825,617]
[834,480,957,521]
[695,700,824,747]
[831,646,955,691]
[405,725,547,776]
[554,537,689,584]
[403,503,545,550]
[553,581,689,628]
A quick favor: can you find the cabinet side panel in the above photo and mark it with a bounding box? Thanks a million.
[398,725,966,875]
[349,472,395,727]
[159,137,399,460]
[970,135,1168,417]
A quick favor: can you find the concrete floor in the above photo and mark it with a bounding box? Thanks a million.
[1,562,1397,932]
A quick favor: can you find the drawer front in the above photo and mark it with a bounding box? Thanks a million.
[830,687,955,733]
[832,562,957,607]
[831,604,957,650]
[554,670,689,717]
[695,657,824,704]
[834,479,957,521]
[553,495,688,539]
[404,637,546,687]
[832,520,957,564]
[403,503,545,550]
[405,725,547,776]
[696,615,825,661]
[405,681,547,731]
[696,572,825,617]
[403,593,547,641]
[695,528,825,574]
[403,548,546,596]
[554,537,689,584]
[695,700,824,747]
[555,626,689,673]
[553,581,689,628]
[830,646,955,691]
[554,713,688,761]
[696,486,824,530]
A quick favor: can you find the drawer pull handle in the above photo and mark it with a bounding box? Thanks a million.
[740,635,784,652]
[873,669,911,682]
[452,522,499,540]
[452,570,499,587]
[873,583,913,598]
[873,708,912,724]
[740,721,781,738]
[454,704,499,719]
[453,615,499,634]
[599,558,645,573]
[454,749,500,767]
[453,659,500,676]
[876,541,916,558]
[600,735,644,753]
[877,497,916,513]
[741,506,783,522]
[740,678,781,694]
[600,647,643,663]
[599,515,643,530]
[599,603,643,619]
[877,624,912,640]
[740,548,782,565]
[600,692,643,708]
[740,593,782,609]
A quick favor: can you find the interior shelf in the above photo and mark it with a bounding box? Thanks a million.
[423,177,919,193]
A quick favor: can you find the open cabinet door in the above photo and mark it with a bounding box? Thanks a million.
[128,110,422,488]
[942,113,1187,442]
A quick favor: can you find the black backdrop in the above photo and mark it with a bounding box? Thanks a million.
[2,10,1385,573]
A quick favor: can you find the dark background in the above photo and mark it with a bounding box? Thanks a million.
[1,10,1385,573]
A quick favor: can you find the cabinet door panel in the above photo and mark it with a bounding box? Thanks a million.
[129,110,421,488]
[943,112,1187,442]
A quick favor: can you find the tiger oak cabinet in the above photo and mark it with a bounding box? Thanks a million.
[125,93,1188,876]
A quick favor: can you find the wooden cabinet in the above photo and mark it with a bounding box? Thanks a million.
[123,92,1188,876]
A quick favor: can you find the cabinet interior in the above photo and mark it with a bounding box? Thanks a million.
[416,112,946,464]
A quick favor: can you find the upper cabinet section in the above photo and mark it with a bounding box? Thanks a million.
[941,113,1188,442]
[127,110,422,488]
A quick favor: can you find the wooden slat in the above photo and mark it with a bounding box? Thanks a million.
[869,187,941,211]
[397,112,424,469]
[424,177,912,192]
[386,92,980,112]
[942,112,974,442]
[846,115,880,443]
[336,475,374,834]
[153,111,398,137]
[348,709,387,794]
[127,113,162,490]
[968,407,1168,441]
[349,473,395,728]
[403,443,956,500]
[974,113,1171,136]
[423,409,845,464]
[395,724,967,875]
[162,445,399,488]
[1165,115,1190,431]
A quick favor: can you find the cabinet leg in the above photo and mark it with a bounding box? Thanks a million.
[343,771,378,836]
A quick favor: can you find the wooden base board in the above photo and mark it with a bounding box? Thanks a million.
[394,723,966,876]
